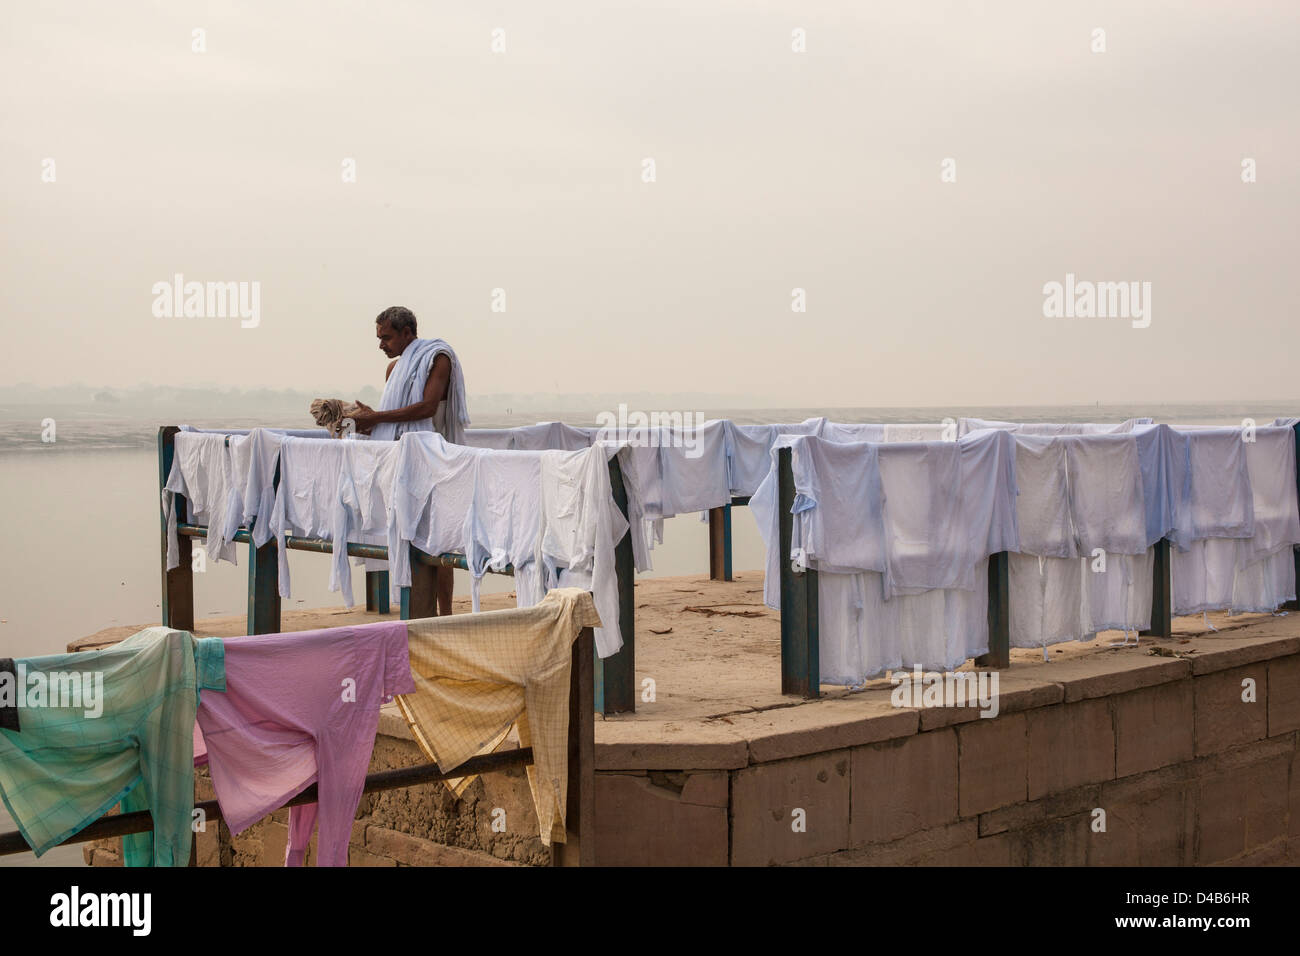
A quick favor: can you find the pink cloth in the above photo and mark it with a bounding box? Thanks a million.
[193,620,413,866]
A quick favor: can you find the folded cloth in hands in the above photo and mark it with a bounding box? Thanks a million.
[310,398,363,438]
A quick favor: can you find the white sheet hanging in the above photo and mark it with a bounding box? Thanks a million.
[876,441,972,597]
[538,445,630,658]
[508,422,593,451]
[723,418,825,497]
[657,420,732,516]
[469,447,546,611]
[1132,424,1192,550]
[816,562,989,685]
[164,432,246,568]
[462,428,516,450]
[1183,427,1255,541]
[1008,433,1150,648]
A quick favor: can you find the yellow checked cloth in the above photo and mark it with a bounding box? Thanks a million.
[394,588,601,845]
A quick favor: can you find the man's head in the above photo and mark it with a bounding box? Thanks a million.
[375,306,418,358]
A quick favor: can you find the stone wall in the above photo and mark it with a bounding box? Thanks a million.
[592,638,1300,866]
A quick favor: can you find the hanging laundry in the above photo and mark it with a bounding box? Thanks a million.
[1007,434,1149,649]
[656,420,732,517]
[1169,426,1271,616]
[1240,426,1300,565]
[750,430,1017,684]
[507,422,593,451]
[469,446,547,609]
[722,418,825,497]
[1132,424,1192,550]
[1171,425,1300,615]
[816,564,990,683]
[388,433,629,655]
[1183,427,1255,541]
[959,418,1151,436]
[538,446,630,658]
[0,627,225,866]
[233,428,292,547]
[598,442,661,573]
[877,441,972,597]
[389,433,484,603]
[164,427,320,572]
[339,437,405,578]
[164,431,246,567]
[462,428,517,450]
[192,619,413,867]
[394,588,601,846]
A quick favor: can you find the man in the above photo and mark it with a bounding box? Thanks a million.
[351,306,469,614]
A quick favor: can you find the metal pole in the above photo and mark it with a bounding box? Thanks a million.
[601,457,636,714]
[553,625,596,866]
[159,426,194,631]
[777,446,818,698]
[1140,539,1172,637]
[976,551,1010,668]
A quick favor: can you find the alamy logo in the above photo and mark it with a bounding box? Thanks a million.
[594,404,708,458]
[151,274,260,328]
[890,666,999,718]
[1042,273,1151,328]
[0,666,104,718]
[50,886,151,936]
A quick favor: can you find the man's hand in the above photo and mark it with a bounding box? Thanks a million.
[350,400,378,434]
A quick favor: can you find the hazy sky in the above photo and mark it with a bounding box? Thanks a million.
[3,1,1297,408]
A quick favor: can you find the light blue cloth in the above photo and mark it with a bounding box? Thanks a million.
[1133,424,1192,550]
[0,628,225,866]
[371,338,469,444]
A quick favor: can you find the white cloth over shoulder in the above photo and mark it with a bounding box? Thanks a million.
[370,338,469,445]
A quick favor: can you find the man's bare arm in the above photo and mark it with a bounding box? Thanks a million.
[354,354,451,427]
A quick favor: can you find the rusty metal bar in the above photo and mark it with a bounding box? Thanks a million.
[708,506,730,581]
[176,523,503,571]
[0,748,536,858]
